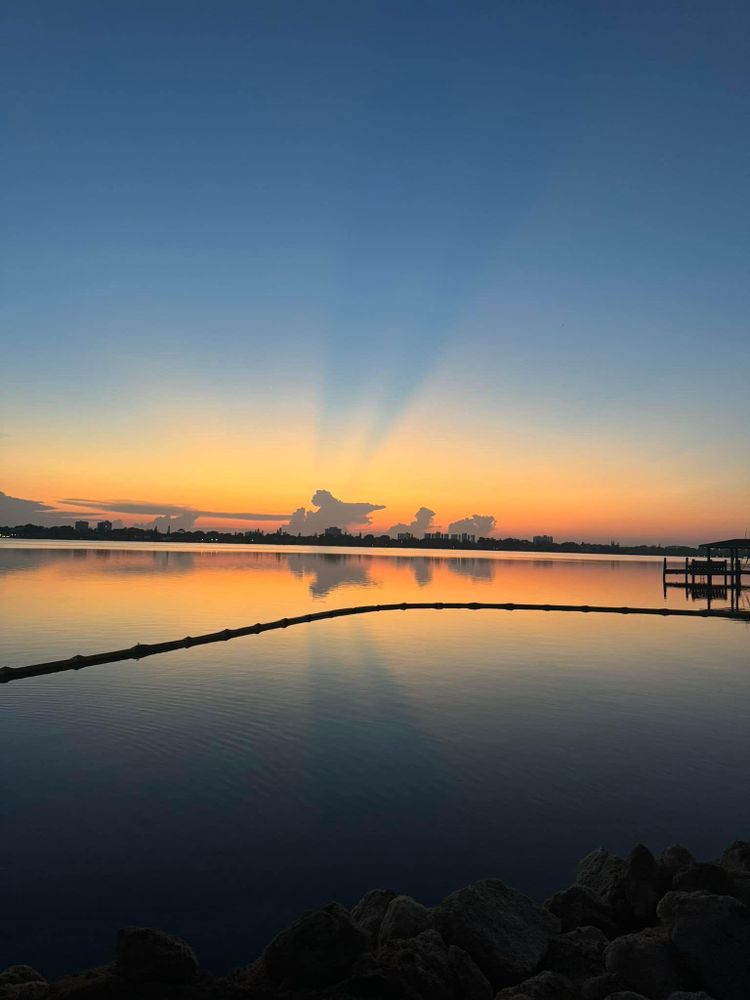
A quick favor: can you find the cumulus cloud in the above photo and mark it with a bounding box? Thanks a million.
[447,514,496,537]
[287,489,385,534]
[388,506,436,538]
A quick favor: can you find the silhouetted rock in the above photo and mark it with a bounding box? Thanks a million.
[114,927,198,986]
[605,993,652,1000]
[657,846,695,881]
[580,971,625,999]
[718,841,750,874]
[0,966,48,1000]
[351,889,397,947]
[447,945,493,1000]
[544,885,617,935]
[577,844,664,927]
[376,930,454,1000]
[495,970,576,1000]
[666,993,717,1000]
[433,879,559,989]
[542,926,607,985]
[672,863,734,896]
[263,902,369,989]
[378,895,432,947]
[657,891,750,1000]
[604,926,683,999]
[46,967,122,999]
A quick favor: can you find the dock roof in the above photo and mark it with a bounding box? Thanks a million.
[699,538,750,550]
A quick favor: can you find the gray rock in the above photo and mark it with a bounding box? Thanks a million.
[581,971,625,1000]
[543,926,607,985]
[577,844,665,926]
[657,845,695,880]
[604,993,652,1000]
[378,895,432,947]
[351,888,397,946]
[263,902,370,988]
[666,993,717,1000]
[433,878,559,989]
[672,863,734,896]
[43,966,123,999]
[448,945,493,1000]
[0,973,48,1000]
[657,890,750,1000]
[544,885,617,936]
[718,841,750,874]
[494,970,575,1000]
[115,927,198,985]
[377,929,455,1000]
[604,926,683,999]
[577,849,626,906]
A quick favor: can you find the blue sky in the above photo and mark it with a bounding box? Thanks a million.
[1,1,748,541]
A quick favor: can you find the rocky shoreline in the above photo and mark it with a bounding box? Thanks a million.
[3,841,749,1000]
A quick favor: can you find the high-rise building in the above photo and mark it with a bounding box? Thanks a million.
[74,520,89,531]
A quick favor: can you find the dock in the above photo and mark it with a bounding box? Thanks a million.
[663,537,749,610]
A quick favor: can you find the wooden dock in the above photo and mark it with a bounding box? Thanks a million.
[664,538,749,610]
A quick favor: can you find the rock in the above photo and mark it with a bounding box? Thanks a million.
[0,969,48,1000]
[604,926,683,999]
[115,927,198,986]
[448,945,493,1000]
[577,844,665,926]
[543,926,607,985]
[672,863,734,896]
[433,879,559,989]
[378,895,432,947]
[263,902,370,988]
[581,972,625,1000]
[45,967,124,1000]
[667,993,717,1000]
[376,929,455,1000]
[576,849,626,906]
[351,889,397,946]
[718,841,750,874]
[657,891,750,1000]
[544,885,617,936]
[657,846,695,880]
[605,993,652,1000]
[494,970,576,999]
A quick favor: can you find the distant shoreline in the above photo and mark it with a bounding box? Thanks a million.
[0,524,701,557]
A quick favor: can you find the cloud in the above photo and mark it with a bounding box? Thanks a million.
[287,489,386,534]
[62,498,290,529]
[388,506,436,538]
[448,514,496,537]
[0,490,59,525]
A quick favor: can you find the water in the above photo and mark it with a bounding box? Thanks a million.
[2,540,748,977]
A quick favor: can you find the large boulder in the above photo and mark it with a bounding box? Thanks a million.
[657,891,750,1000]
[263,902,370,989]
[580,971,625,999]
[543,885,617,936]
[433,879,559,989]
[657,846,695,881]
[577,845,664,926]
[351,889,397,947]
[115,927,198,985]
[672,863,734,897]
[0,967,48,1000]
[718,841,750,874]
[542,926,607,986]
[604,926,683,999]
[376,930,455,1000]
[447,946,493,1000]
[378,896,432,947]
[495,970,576,1000]
[666,993,717,1000]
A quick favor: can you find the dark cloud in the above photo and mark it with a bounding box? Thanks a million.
[448,514,496,537]
[287,490,386,534]
[0,490,59,525]
[62,498,290,529]
[388,506,436,539]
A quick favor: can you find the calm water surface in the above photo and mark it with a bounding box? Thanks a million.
[2,541,749,976]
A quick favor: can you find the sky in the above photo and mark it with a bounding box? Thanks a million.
[1,0,748,544]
